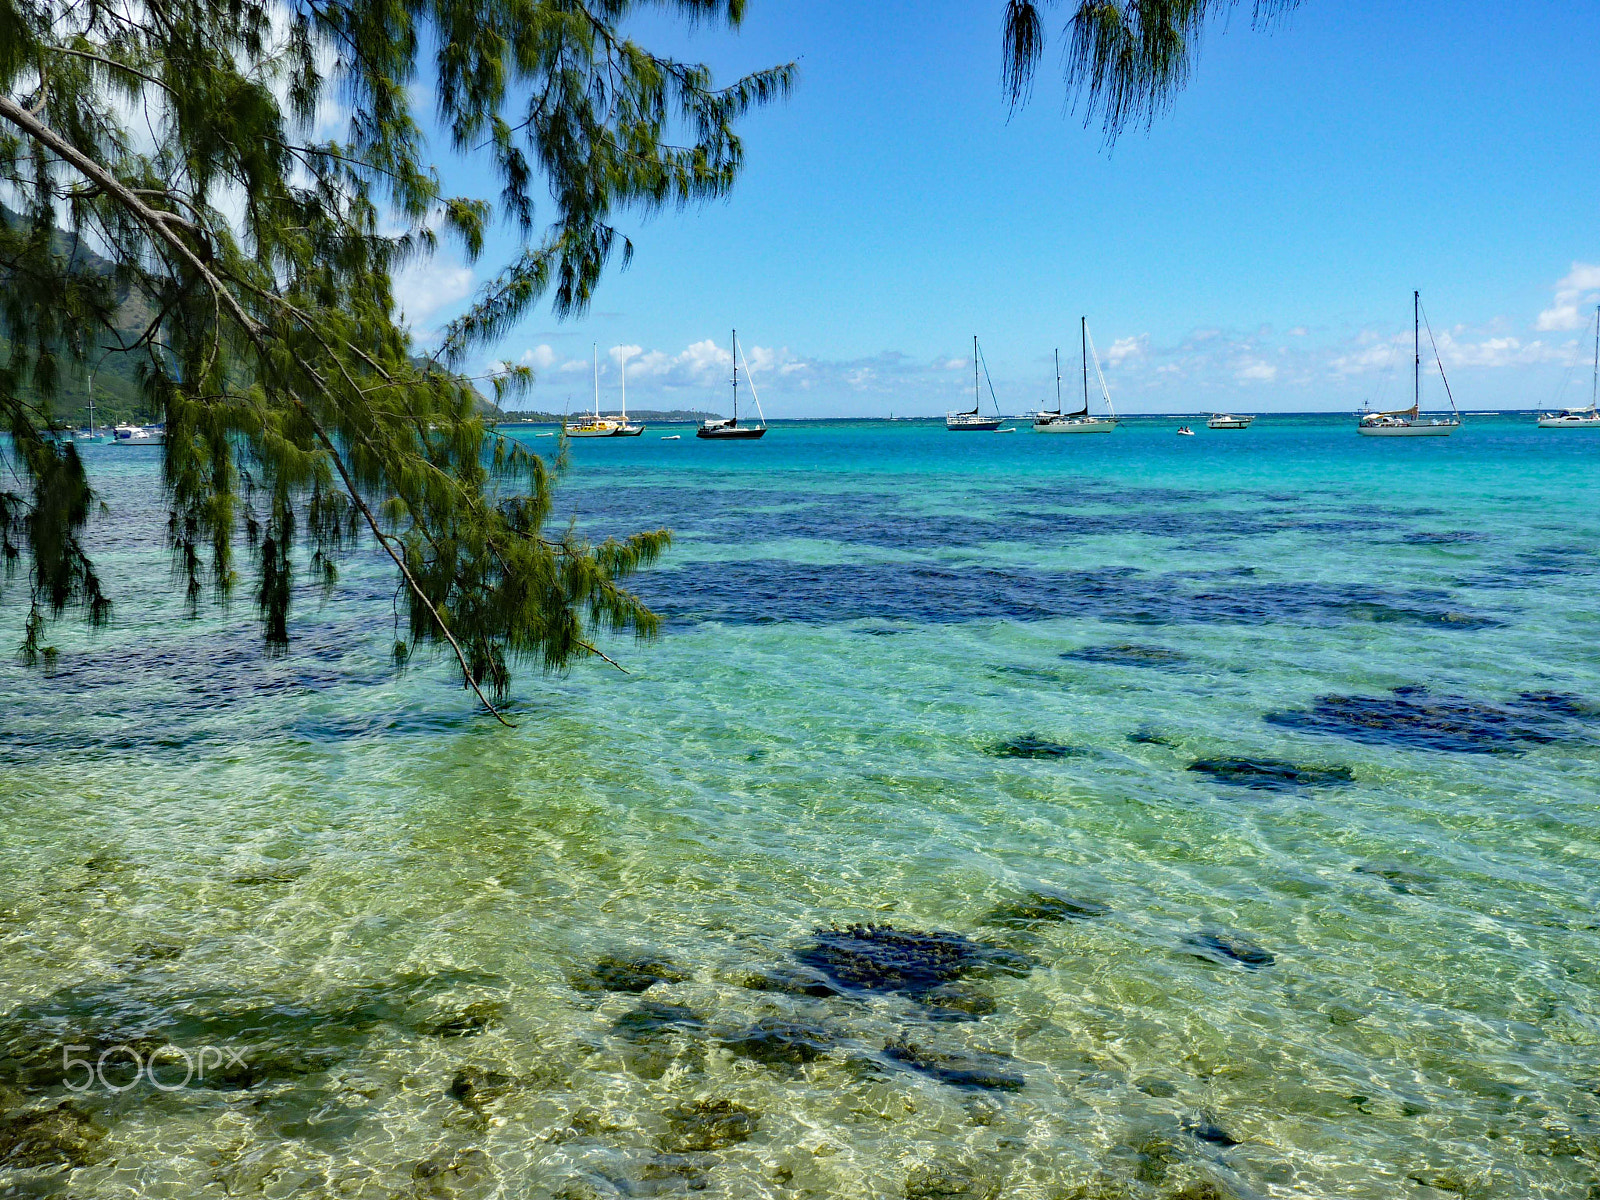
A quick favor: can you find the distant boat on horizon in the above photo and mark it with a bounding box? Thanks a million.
[698,329,767,439]
[1207,413,1255,430]
[1034,319,1118,433]
[1538,303,1600,428]
[1357,291,1461,437]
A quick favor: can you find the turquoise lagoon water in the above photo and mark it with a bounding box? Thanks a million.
[2,415,1599,1198]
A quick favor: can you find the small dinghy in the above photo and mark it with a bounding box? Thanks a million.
[661,434,681,440]
[1177,426,1195,437]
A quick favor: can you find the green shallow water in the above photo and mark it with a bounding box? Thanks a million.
[2,415,1599,1199]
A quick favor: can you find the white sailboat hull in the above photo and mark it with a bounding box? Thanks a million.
[1357,422,1457,437]
[1537,412,1600,428]
[1033,417,1117,433]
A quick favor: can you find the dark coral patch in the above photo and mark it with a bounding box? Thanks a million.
[986,891,1110,929]
[569,955,691,994]
[1062,643,1190,667]
[1185,932,1275,969]
[884,1040,1024,1091]
[660,1099,759,1152]
[722,1017,833,1065]
[1264,689,1567,754]
[795,925,1034,999]
[0,1103,104,1169]
[611,1002,705,1044]
[1187,758,1354,790]
[732,964,840,998]
[986,734,1082,759]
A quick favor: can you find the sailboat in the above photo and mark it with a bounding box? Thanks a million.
[1357,292,1461,436]
[697,329,767,439]
[947,336,1004,431]
[563,345,636,438]
[1538,304,1600,428]
[1033,320,1118,433]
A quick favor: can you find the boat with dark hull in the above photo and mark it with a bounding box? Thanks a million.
[697,329,767,440]
[947,336,1004,431]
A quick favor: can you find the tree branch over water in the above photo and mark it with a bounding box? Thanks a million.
[1002,0,1302,141]
[0,0,794,714]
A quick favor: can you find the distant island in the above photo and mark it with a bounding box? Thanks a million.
[495,409,720,424]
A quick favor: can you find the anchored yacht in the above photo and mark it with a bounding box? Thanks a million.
[1034,319,1118,433]
[1358,292,1461,437]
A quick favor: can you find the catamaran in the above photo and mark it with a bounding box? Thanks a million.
[697,329,767,440]
[566,345,642,437]
[1357,291,1461,437]
[1034,319,1117,433]
[947,336,1004,431]
[1538,304,1600,429]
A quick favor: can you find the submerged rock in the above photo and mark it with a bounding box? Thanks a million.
[1182,1117,1241,1147]
[921,983,998,1020]
[0,1102,104,1169]
[1353,862,1437,894]
[569,955,692,994]
[660,1099,759,1152]
[732,964,840,998]
[1127,729,1177,746]
[904,1161,984,1198]
[1186,757,1354,790]
[884,1040,1024,1092]
[1062,643,1190,667]
[610,1002,705,1044]
[413,1147,490,1184]
[1264,688,1570,754]
[795,925,1034,999]
[428,1000,502,1038]
[722,1017,833,1065]
[986,890,1110,929]
[1184,932,1275,970]
[985,734,1082,759]
[448,1066,514,1106]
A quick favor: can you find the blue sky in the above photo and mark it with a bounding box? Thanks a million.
[395,1,1600,416]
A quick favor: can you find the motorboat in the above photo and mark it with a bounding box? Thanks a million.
[1207,413,1254,430]
[112,423,164,445]
[1034,320,1118,433]
[697,329,767,440]
[947,335,1005,431]
[1538,304,1600,428]
[1357,292,1461,437]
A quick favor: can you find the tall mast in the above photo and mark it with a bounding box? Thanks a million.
[620,348,627,423]
[1413,290,1420,414]
[1592,304,1598,410]
[593,343,600,418]
[1055,348,1062,414]
[1081,317,1089,414]
[731,329,739,422]
[973,335,979,414]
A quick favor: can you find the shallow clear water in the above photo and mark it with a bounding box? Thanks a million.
[2,416,1599,1199]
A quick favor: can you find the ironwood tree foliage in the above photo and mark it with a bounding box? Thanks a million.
[0,0,794,719]
[1001,0,1300,138]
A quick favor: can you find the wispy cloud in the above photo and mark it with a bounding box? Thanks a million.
[1536,262,1600,331]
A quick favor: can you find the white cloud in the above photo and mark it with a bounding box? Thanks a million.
[1536,262,1600,331]
[1106,335,1146,367]
[1234,358,1278,383]
[520,344,558,370]
[393,258,474,333]
[1287,326,1309,337]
